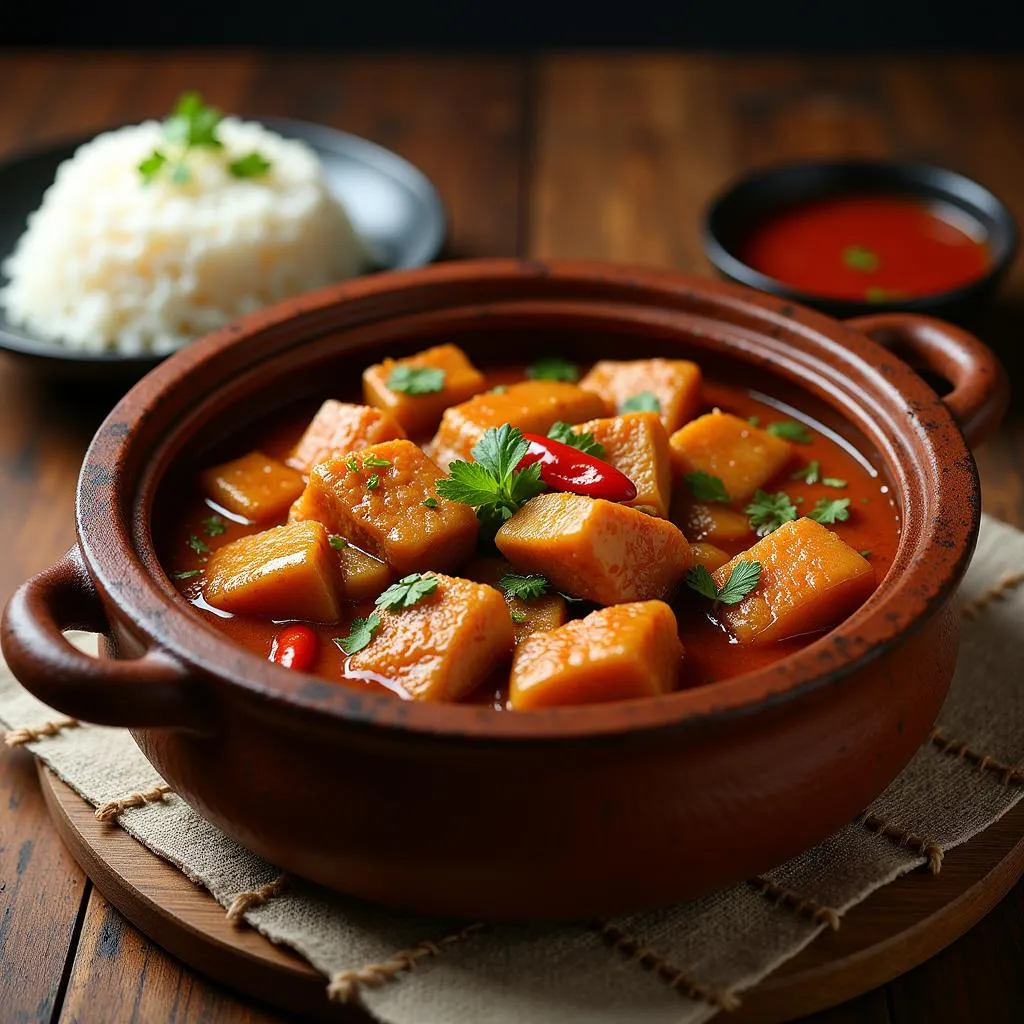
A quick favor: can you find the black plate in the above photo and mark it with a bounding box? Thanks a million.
[702,159,1018,323]
[0,116,446,380]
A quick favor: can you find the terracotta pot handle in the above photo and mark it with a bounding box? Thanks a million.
[846,313,1009,447]
[1,545,204,731]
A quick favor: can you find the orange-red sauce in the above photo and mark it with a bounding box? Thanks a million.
[159,371,901,705]
[739,195,989,302]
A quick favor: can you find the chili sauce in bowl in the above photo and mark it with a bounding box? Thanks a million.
[703,160,1017,322]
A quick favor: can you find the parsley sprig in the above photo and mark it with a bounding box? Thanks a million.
[685,471,730,503]
[809,497,851,525]
[334,613,382,655]
[745,490,798,537]
[547,421,606,459]
[686,561,762,607]
[138,91,272,186]
[375,573,439,611]
[498,572,548,601]
[526,356,579,382]
[435,424,546,537]
[387,365,446,395]
[620,391,661,414]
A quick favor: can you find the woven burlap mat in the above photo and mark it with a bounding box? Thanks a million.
[3,512,1023,1023]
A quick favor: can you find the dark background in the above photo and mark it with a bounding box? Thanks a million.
[5,0,1024,49]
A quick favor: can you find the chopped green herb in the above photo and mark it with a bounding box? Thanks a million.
[685,471,730,504]
[745,490,799,537]
[619,391,661,414]
[334,613,382,655]
[499,573,548,602]
[329,535,348,550]
[748,415,760,427]
[510,610,527,624]
[173,569,204,581]
[435,424,546,538]
[547,421,606,459]
[822,477,848,489]
[766,420,812,444]
[386,365,446,395]
[526,356,579,382]
[138,150,168,183]
[791,461,820,485]
[842,244,880,272]
[685,560,762,607]
[187,534,210,555]
[366,474,380,490]
[375,573,439,611]
[346,457,360,472]
[809,497,851,525]
[362,455,392,468]
[422,497,438,508]
[228,151,272,178]
[201,514,226,537]
[865,286,908,303]
[860,550,873,559]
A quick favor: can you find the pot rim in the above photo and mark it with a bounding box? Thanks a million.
[75,259,979,741]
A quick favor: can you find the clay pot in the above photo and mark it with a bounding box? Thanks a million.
[1,260,1008,920]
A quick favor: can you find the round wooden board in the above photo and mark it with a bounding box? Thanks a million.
[39,763,1024,1023]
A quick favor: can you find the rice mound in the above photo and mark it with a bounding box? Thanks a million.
[0,118,367,355]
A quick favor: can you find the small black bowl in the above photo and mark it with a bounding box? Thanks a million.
[702,160,1018,323]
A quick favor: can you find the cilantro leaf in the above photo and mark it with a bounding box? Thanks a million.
[526,356,579,382]
[329,535,348,550]
[334,613,382,655]
[685,561,762,606]
[547,421,606,459]
[435,425,546,538]
[387,365,446,395]
[790,461,820,485]
[685,471,730,503]
[375,573,439,611]
[747,415,760,427]
[345,457,360,472]
[138,150,167,184]
[187,534,210,555]
[745,490,798,536]
[766,420,812,444]
[716,560,763,605]
[202,514,226,537]
[860,549,873,558]
[510,609,527,624]
[164,91,223,149]
[173,569,204,581]
[684,565,719,601]
[498,573,548,601]
[842,245,879,272]
[822,477,848,489]
[228,151,272,178]
[619,391,661,413]
[422,497,438,508]
[809,497,851,525]
[366,474,380,490]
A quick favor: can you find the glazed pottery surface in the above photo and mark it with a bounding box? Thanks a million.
[1,260,1008,919]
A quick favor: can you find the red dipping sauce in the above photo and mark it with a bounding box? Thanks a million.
[740,195,990,302]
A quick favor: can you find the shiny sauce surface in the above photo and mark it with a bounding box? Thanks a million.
[160,371,901,705]
[739,195,989,302]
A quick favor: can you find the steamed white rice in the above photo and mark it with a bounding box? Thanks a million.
[0,118,367,355]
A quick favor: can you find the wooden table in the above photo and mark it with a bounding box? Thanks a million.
[1,52,1022,1024]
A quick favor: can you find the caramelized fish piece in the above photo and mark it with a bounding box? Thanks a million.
[509,601,684,709]
[670,412,793,505]
[431,381,608,469]
[713,517,875,644]
[579,358,702,432]
[573,411,673,518]
[463,556,569,644]
[363,343,487,436]
[200,451,305,523]
[204,520,341,622]
[287,401,406,475]
[496,492,691,605]
[346,574,514,701]
[291,439,478,576]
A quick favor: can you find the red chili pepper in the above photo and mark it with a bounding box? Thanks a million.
[269,624,318,672]
[517,433,638,503]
